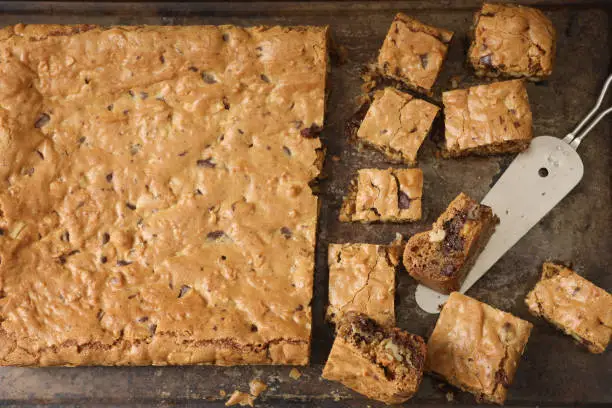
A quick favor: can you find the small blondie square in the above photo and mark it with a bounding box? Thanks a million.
[468,3,556,80]
[378,13,453,93]
[327,236,402,327]
[427,293,532,404]
[403,193,498,294]
[339,168,422,223]
[356,87,439,164]
[443,79,533,157]
[322,312,427,404]
[525,263,612,354]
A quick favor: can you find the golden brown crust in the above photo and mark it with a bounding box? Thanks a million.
[0,24,328,366]
[378,13,453,92]
[322,313,426,404]
[403,193,498,294]
[339,168,423,223]
[442,80,533,157]
[426,293,532,404]
[468,3,556,80]
[525,263,612,354]
[356,88,439,164]
[326,236,402,326]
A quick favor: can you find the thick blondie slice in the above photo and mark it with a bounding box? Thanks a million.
[525,262,612,353]
[378,13,453,93]
[327,236,402,326]
[339,168,422,223]
[468,3,556,80]
[356,87,439,164]
[323,312,427,404]
[427,293,532,404]
[403,193,498,294]
[443,79,533,157]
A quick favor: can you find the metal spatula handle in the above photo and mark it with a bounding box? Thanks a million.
[563,73,612,149]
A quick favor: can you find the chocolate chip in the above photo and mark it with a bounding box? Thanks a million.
[282,146,292,156]
[398,191,411,209]
[514,121,521,128]
[128,90,135,97]
[250,324,258,332]
[441,264,455,276]
[419,54,429,69]
[295,304,304,311]
[106,173,113,183]
[137,316,149,323]
[107,104,114,111]
[61,231,70,242]
[442,213,467,253]
[197,158,216,168]
[207,230,225,240]
[34,113,50,128]
[126,202,136,210]
[178,151,188,157]
[0,229,4,236]
[178,285,191,298]
[140,92,148,100]
[159,55,165,64]
[280,227,292,239]
[222,97,230,110]
[480,54,493,67]
[58,255,67,265]
[102,233,110,245]
[202,72,217,84]
[188,66,198,72]
[100,256,108,264]
[96,310,104,320]
[149,324,157,336]
[300,123,323,138]
[260,74,270,83]
[195,189,203,195]
[495,368,509,388]
[84,78,90,84]
[116,260,132,266]
[222,33,230,42]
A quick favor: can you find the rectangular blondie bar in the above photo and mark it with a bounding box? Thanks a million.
[525,263,612,353]
[427,293,532,404]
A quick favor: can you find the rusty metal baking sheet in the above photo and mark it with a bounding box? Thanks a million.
[0,1,610,407]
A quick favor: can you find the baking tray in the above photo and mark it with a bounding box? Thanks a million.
[0,1,610,407]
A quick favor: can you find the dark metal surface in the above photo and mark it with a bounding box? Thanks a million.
[0,1,610,407]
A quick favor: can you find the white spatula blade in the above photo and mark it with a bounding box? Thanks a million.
[415,136,584,313]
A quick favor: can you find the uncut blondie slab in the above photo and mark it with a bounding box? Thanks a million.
[403,193,498,294]
[427,293,532,404]
[443,79,533,157]
[378,13,453,93]
[327,236,402,326]
[526,263,612,353]
[323,312,427,404]
[355,87,439,164]
[0,24,327,366]
[468,3,556,80]
[339,168,423,222]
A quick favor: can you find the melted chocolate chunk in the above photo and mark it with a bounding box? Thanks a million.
[197,158,216,168]
[35,113,51,128]
[207,230,226,240]
[280,227,292,239]
[178,285,191,298]
[398,191,411,209]
[300,123,323,138]
[442,213,467,253]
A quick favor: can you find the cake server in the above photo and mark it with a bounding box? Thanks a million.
[416,74,612,314]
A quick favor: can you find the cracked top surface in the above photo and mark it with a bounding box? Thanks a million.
[525,263,612,354]
[0,24,327,366]
[469,3,556,79]
[377,13,453,92]
[357,87,439,163]
[339,168,423,223]
[326,237,402,326]
[426,293,532,404]
[443,79,533,153]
